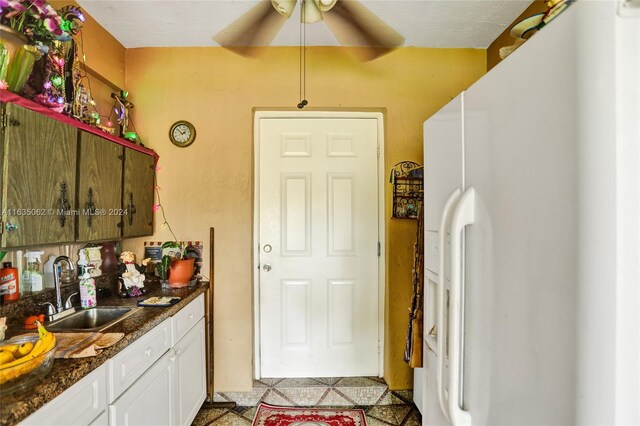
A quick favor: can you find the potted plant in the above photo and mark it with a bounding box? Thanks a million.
[156,241,195,288]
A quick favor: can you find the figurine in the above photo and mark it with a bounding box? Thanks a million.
[118,251,151,298]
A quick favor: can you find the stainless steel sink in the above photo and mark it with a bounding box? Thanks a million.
[47,306,136,332]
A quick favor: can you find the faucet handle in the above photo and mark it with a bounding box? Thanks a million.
[38,302,56,317]
[64,292,79,309]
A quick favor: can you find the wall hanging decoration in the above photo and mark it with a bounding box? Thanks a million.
[390,161,423,219]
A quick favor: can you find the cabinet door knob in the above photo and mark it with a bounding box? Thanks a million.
[145,347,152,357]
[262,264,272,272]
[86,187,96,228]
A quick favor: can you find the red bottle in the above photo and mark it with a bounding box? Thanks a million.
[1,262,20,302]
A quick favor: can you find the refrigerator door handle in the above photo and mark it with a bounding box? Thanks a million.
[448,187,475,426]
[437,188,461,423]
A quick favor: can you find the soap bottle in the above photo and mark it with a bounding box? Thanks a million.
[0,262,20,302]
[43,255,56,289]
[79,273,96,308]
[23,251,45,293]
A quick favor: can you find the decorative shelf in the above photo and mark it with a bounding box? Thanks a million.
[390,161,423,219]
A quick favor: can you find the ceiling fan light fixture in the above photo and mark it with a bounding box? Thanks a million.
[302,0,323,23]
[315,0,337,12]
[271,0,296,18]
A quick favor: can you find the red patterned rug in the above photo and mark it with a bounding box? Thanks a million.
[252,403,367,426]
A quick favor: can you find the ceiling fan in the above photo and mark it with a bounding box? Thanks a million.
[214,0,405,61]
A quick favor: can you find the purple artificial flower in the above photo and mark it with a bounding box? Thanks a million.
[43,15,63,36]
[0,0,27,13]
[43,81,52,90]
[28,0,48,17]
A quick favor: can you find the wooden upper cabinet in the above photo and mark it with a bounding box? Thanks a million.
[77,131,124,242]
[122,148,155,238]
[1,103,77,247]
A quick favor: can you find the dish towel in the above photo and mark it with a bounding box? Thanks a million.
[54,332,124,358]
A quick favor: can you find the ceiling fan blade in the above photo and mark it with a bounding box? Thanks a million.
[323,0,405,61]
[213,0,288,56]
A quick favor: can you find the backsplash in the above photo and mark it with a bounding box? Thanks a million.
[0,273,118,324]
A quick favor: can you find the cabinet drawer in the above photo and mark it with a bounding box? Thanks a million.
[107,317,171,403]
[21,365,107,426]
[172,294,205,346]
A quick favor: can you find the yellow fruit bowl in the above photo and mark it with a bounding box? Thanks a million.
[0,334,56,396]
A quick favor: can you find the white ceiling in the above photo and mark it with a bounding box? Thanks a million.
[77,0,532,49]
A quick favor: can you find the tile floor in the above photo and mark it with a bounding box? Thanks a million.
[193,377,420,425]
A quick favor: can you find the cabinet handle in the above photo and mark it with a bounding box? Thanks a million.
[145,347,151,357]
[58,182,71,227]
[86,187,96,228]
[128,192,136,226]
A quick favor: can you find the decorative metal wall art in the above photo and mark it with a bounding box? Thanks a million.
[390,161,423,219]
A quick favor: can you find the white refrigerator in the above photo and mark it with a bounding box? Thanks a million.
[422,1,639,425]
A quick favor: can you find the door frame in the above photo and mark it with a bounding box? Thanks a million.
[252,110,386,379]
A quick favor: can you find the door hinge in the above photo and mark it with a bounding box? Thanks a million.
[377,242,381,257]
[376,145,380,158]
[1,113,7,129]
[0,221,3,234]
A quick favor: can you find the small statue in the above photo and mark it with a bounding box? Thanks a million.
[118,251,150,298]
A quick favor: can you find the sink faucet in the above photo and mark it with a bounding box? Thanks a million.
[53,256,75,314]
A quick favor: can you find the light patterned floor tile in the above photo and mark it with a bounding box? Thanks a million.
[335,386,387,405]
[277,387,328,406]
[335,377,386,388]
[316,389,354,407]
[222,388,268,406]
[309,377,342,386]
[262,389,296,406]
[275,378,326,388]
[213,392,234,403]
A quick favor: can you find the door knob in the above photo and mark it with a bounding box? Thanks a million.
[262,264,272,272]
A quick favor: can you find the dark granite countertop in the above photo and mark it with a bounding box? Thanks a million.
[0,280,209,426]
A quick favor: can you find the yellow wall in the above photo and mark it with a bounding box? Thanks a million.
[123,46,485,391]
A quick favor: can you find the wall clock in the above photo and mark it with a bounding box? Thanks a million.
[169,120,196,147]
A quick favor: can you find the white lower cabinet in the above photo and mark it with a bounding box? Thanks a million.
[20,364,107,426]
[108,349,176,426]
[175,318,206,426]
[21,294,206,426]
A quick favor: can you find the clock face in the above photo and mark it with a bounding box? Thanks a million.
[169,121,196,147]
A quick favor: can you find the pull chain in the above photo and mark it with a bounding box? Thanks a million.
[298,0,308,109]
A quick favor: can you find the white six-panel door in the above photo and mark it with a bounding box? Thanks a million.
[258,116,380,377]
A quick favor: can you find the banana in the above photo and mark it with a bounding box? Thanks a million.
[0,321,56,384]
[0,350,15,365]
[0,343,20,353]
[15,342,34,358]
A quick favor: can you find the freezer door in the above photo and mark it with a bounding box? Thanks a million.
[461,4,583,425]
[423,94,464,425]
